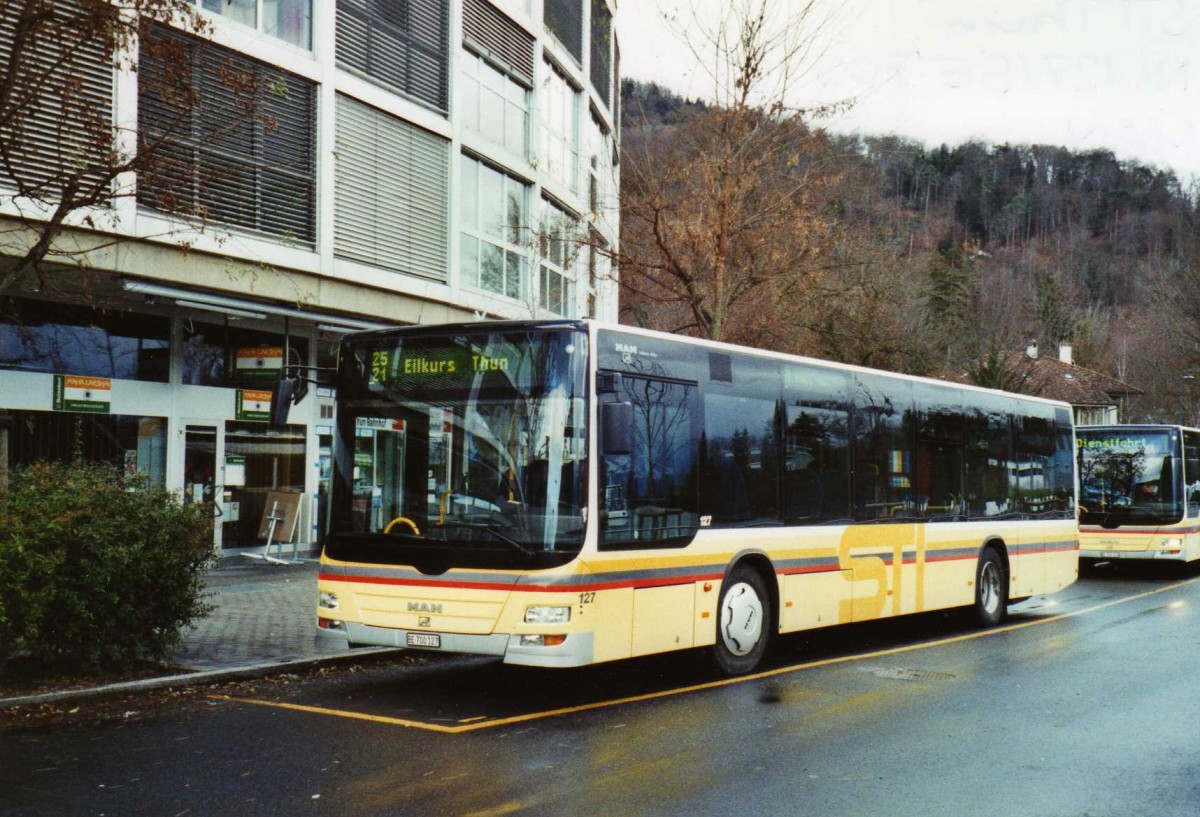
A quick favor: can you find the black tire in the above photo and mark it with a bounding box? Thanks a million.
[974,546,1008,627]
[713,566,772,675]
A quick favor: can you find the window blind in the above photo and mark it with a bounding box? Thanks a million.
[336,0,450,112]
[334,94,450,281]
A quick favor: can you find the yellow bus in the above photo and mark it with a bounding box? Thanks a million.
[312,321,1078,674]
[1077,424,1200,566]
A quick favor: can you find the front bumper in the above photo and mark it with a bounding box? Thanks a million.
[338,621,596,668]
[1079,547,1186,562]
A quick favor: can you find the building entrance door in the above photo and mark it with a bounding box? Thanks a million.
[222,421,306,551]
[182,422,225,549]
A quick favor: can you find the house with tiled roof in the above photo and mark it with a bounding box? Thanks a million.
[1008,343,1143,424]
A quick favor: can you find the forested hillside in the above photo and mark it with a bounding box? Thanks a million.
[618,79,1200,422]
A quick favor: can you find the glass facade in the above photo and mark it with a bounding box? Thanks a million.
[200,0,316,46]
[460,155,530,301]
[182,320,309,388]
[541,61,580,193]
[0,298,169,382]
[538,201,579,316]
[3,411,167,487]
[459,51,530,158]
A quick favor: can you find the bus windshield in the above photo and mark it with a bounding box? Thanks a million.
[327,327,588,568]
[1077,429,1182,527]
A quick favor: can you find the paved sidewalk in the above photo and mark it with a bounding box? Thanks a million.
[180,557,351,672]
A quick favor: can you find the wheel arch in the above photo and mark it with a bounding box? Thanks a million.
[722,549,781,633]
[981,536,1011,584]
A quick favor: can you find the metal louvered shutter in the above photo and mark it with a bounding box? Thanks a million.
[0,0,114,197]
[589,0,612,108]
[138,26,316,244]
[543,0,582,65]
[336,0,450,113]
[462,0,534,82]
[334,95,449,281]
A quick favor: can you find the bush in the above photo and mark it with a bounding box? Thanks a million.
[0,461,215,672]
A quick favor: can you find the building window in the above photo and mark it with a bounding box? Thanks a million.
[589,0,612,107]
[336,0,450,112]
[138,25,317,245]
[584,231,605,318]
[541,61,580,193]
[460,155,528,300]
[459,51,530,158]
[462,0,534,79]
[543,0,582,65]
[199,0,312,48]
[3,412,168,487]
[182,320,308,388]
[587,110,614,218]
[0,0,113,198]
[334,94,450,280]
[0,297,169,382]
[221,421,306,548]
[538,201,579,316]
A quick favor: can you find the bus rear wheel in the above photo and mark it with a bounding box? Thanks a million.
[974,547,1008,627]
[713,566,771,675]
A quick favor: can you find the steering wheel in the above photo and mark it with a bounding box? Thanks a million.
[384,516,421,536]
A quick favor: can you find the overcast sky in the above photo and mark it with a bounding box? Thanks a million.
[617,0,1199,185]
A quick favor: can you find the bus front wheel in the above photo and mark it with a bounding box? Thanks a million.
[713,566,771,675]
[974,547,1008,627]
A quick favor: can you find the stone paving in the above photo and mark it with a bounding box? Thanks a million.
[175,557,354,672]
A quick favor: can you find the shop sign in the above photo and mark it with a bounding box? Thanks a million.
[236,389,273,422]
[53,375,111,413]
[356,417,405,431]
[224,454,247,486]
[233,346,284,379]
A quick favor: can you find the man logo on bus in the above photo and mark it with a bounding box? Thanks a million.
[408,602,443,614]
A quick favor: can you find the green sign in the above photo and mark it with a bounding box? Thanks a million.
[53,375,112,413]
[235,389,273,422]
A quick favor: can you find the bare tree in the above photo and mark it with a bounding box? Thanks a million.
[616,0,846,343]
[0,0,278,297]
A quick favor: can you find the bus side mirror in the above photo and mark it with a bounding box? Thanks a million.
[596,371,622,394]
[270,377,306,427]
[601,401,633,455]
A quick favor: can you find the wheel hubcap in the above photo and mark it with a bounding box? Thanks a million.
[720,582,763,656]
[980,561,1001,613]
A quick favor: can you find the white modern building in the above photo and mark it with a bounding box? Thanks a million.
[0,0,620,555]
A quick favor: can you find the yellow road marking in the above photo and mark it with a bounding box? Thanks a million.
[214,574,1199,734]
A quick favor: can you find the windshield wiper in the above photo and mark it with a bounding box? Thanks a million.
[435,519,538,556]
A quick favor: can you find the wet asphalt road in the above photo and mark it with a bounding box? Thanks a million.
[3,563,1199,817]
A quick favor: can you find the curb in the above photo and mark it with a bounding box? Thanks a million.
[0,648,400,709]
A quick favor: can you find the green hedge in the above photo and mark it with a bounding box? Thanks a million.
[0,462,215,672]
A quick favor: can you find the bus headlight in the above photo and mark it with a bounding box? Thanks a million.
[525,605,570,624]
[319,591,340,610]
[1162,538,1183,553]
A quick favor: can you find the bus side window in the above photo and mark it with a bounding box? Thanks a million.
[1184,432,1200,516]
[599,376,700,549]
[964,395,1015,519]
[851,374,915,521]
[783,364,851,524]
